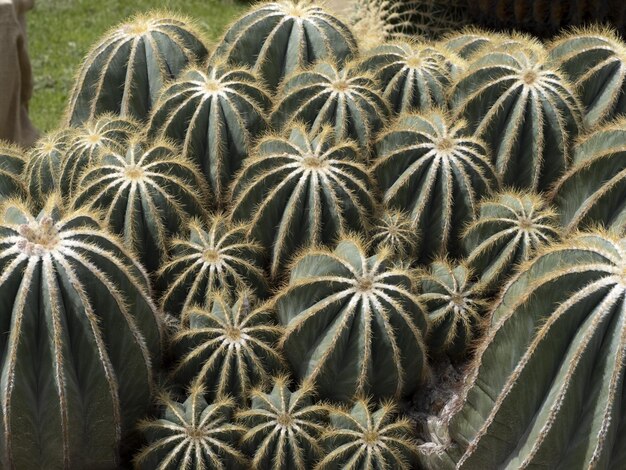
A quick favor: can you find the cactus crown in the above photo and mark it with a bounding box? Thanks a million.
[371,209,417,260]
[26,129,71,209]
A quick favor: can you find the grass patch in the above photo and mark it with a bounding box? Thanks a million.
[28,0,246,132]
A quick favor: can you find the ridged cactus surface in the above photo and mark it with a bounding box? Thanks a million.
[0,144,26,200]
[0,198,161,469]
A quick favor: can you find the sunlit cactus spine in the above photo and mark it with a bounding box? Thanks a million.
[374,109,497,261]
[271,62,389,154]
[358,41,451,114]
[171,292,283,404]
[419,260,486,359]
[550,118,626,236]
[276,238,429,402]
[230,125,376,280]
[73,138,208,273]
[0,197,161,468]
[370,209,417,261]
[451,39,582,191]
[214,0,357,91]
[159,214,267,319]
[61,114,139,197]
[463,190,561,292]
[549,28,626,129]
[318,399,418,469]
[67,14,208,126]
[148,62,270,205]
[238,377,328,470]
[0,143,27,200]
[136,386,247,470]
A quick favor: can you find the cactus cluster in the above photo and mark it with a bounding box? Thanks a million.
[7,1,626,468]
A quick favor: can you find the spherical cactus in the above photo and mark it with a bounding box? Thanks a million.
[136,387,247,470]
[73,139,208,273]
[230,126,375,279]
[171,292,283,403]
[61,115,139,197]
[440,29,498,59]
[0,197,161,468]
[463,190,561,292]
[159,214,267,318]
[214,0,357,91]
[271,62,389,153]
[374,109,497,261]
[370,209,417,261]
[238,377,328,470]
[148,63,271,205]
[67,15,208,126]
[276,238,429,402]
[551,118,626,236]
[451,40,582,191]
[419,260,486,359]
[0,143,27,200]
[318,399,417,470]
[549,28,626,128]
[434,231,626,469]
[358,41,451,114]
[25,130,71,209]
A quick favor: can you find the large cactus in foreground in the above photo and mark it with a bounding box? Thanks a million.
[0,143,26,200]
[148,63,270,204]
[374,110,497,261]
[271,62,389,153]
[214,0,357,91]
[420,231,626,469]
[451,40,582,191]
[551,118,626,236]
[73,139,208,272]
[67,15,208,126]
[0,197,161,468]
[230,126,375,279]
[276,238,429,402]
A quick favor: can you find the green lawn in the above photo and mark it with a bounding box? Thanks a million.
[28,0,247,132]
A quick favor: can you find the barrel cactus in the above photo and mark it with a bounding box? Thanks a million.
[61,115,139,197]
[0,143,26,200]
[427,231,626,468]
[419,260,485,359]
[171,292,283,403]
[374,110,497,261]
[238,377,327,470]
[358,41,451,114]
[318,399,417,470]
[463,190,561,292]
[451,40,582,191]
[549,28,626,128]
[271,62,389,153]
[136,387,247,470]
[73,139,208,272]
[276,238,429,402]
[67,15,208,126]
[551,118,626,236]
[148,63,270,205]
[371,209,417,260]
[0,197,161,468]
[214,0,357,91]
[159,214,267,318]
[230,126,375,279]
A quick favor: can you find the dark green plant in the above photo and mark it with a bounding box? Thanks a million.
[0,142,27,200]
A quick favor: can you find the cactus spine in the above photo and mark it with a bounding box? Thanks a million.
[0,143,26,200]
[370,209,417,261]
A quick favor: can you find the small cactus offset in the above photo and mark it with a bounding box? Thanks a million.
[136,387,247,470]
[451,39,582,191]
[463,190,561,292]
[148,63,271,205]
[159,214,267,318]
[73,138,208,273]
[0,143,27,200]
[271,62,389,154]
[370,209,417,260]
[276,238,429,402]
[374,109,497,261]
[171,292,283,403]
[214,0,357,91]
[230,125,375,279]
[317,399,418,470]
[238,377,328,470]
[0,197,161,468]
[67,15,208,126]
